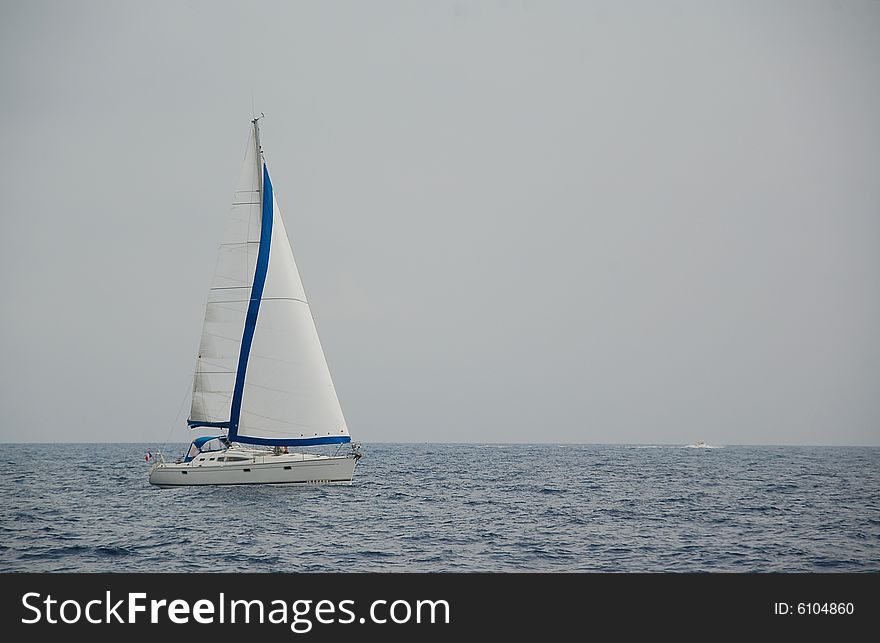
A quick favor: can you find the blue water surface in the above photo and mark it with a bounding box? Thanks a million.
[1,443,877,572]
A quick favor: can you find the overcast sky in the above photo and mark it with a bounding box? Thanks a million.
[1,0,878,446]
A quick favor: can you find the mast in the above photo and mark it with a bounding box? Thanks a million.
[225,114,273,443]
[253,115,263,201]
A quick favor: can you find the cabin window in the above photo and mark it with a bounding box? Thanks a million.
[208,457,215,461]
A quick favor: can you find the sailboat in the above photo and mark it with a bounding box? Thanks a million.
[149,117,361,487]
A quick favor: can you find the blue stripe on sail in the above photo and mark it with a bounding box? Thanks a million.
[187,420,231,428]
[231,435,352,447]
[228,163,273,441]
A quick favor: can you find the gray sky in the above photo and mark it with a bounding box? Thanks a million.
[1,0,878,446]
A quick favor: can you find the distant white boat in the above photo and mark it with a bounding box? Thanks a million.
[149,117,361,488]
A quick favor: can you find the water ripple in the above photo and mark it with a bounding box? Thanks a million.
[0,443,878,572]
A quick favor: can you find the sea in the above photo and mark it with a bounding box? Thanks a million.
[1,442,877,573]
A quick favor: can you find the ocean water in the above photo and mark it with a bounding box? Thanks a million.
[0,442,877,573]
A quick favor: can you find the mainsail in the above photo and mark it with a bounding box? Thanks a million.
[188,120,350,446]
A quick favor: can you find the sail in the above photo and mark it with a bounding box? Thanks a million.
[232,174,350,445]
[188,128,262,428]
[190,121,350,446]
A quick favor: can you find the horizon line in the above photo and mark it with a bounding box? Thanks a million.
[1,440,878,448]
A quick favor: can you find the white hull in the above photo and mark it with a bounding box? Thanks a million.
[149,448,358,488]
